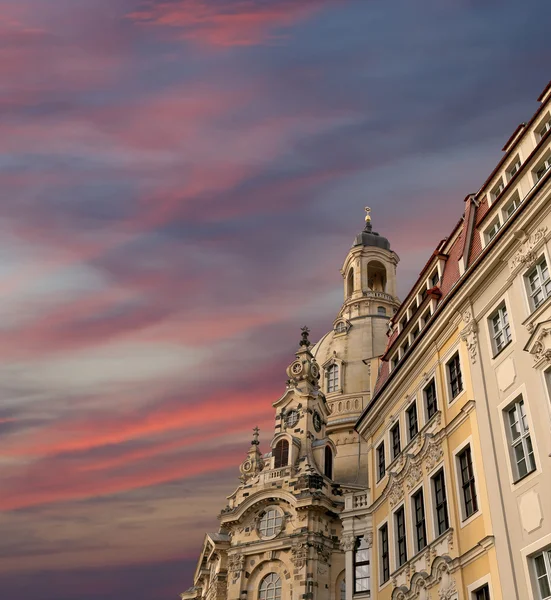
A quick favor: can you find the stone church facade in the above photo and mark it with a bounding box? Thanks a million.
[180,80,551,600]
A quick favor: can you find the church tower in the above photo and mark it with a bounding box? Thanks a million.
[312,208,400,484]
[181,328,350,600]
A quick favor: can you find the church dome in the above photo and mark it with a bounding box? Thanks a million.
[352,213,391,250]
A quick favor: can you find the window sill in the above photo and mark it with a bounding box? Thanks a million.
[460,509,481,529]
[513,467,538,487]
[523,294,551,329]
[492,339,513,360]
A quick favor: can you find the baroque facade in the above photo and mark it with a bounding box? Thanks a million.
[181,80,551,600]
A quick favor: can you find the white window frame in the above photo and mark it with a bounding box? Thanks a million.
[503,395,537,483]
[535,112,551,141]
[525,255,551,312]
[490,177,504,202]
[488,301,512,356]
[533,549,551,600]
[506,154,522,180]
[502,190,521,221]
[484,216,501,244]
[409,483,428,555]
[427,464,449,540]
[452,436,481,527]
[467,575,494,600]
[533,148,551,184]
[521,534,551,600]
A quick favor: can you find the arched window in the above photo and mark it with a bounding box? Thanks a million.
[347,268,354,298]
[273,439,289,468]
[324,445,333,479]
[367,261,387,292]
[377,306,386,315]
[339,579,346,600]
[327,363,339,393]
[259,573,281,600]
[258,507,283,538]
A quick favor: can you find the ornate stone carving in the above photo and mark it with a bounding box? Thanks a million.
[228,553,244,573]
[291,541,309,569]
[405,463,423,491]
[424,440,444,473]
[460,320,478,365]
[510,227,548,270]
[339,534,356,552]
[365,532,373,548]
[531,327,551,363]
[436,563,457,600]
[313,542,331,564]
[388,480,404,507]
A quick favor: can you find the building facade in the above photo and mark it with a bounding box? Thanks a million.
[180,81,551,600]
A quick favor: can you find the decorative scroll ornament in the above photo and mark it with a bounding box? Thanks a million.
[388,480,405,507]
[531,327,551,363]
[424,440,444,473]
[437,563,457,600]
[460,307,478,364]
[510,227,548,270]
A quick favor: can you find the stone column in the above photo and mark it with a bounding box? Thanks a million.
[340,534,356,600]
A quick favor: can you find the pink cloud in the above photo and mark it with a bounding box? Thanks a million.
[128,0,334,47]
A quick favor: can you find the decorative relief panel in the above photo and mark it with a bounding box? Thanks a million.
[510,226,548,271]
[459,305,478,365]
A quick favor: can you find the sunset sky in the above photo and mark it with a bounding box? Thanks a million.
[1,1,550,598]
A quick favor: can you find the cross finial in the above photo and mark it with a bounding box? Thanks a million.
[364,206,372,232]
[251,426,260,445]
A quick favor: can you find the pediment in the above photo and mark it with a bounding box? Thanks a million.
[524,319,551,367]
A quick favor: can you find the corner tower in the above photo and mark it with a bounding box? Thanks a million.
[312,208,400,484]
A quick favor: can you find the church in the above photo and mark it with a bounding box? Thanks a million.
[180,210,401,600]
[181,80,551,600]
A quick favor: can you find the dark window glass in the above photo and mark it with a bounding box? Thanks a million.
[447,353,463,399]
[324,446,333,479]
[432,469,449,535]
[407,403,418,441]
[534,551,551,599]
[474,584,490,600]
[412,489,427,552]
[395,506,407,567]
[424,379,438,419]
[273,439,289,468]
[459,446,478,518]
[377,443,386,481]
[354,536,370,593]
[391,423,401,459]
[380,524,390,583]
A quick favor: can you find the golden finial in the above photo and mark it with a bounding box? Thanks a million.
[364,206,371,223]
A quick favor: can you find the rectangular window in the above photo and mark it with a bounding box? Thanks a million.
[526,257,551,311]
[354,536,370,593]
[503,192,521,220]
[491,179,504,200]
[537,116,551,139]
[327,364,339,393]
[458,446,478,519]
[430,270,439,288]
[379,524,390,583]
[394,506,407,567]
[489,302,511,355]
[432,469,449,536]
[412,488,427,553]
[507,156,521,179]
[535,157,551,182]
[406,402,419,441]
[447,352,463,400]
[485,218,501,242]
[474,584,490,600]
[534,550,551,600]
[506,397,536,481]
[411,325,420,340]
[424,379,438,419]
[377,443,386,481]
[391,423,401,460]
[421,309,431,328]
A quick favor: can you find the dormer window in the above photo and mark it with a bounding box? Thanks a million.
[327,364,339,393]
[430,270,439,288]
[399,316,408,331]
[490,178,504,201]
[335,321,346,334]
[507,155,521,180]
[391,356,398,371]
[485,217,501,243]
